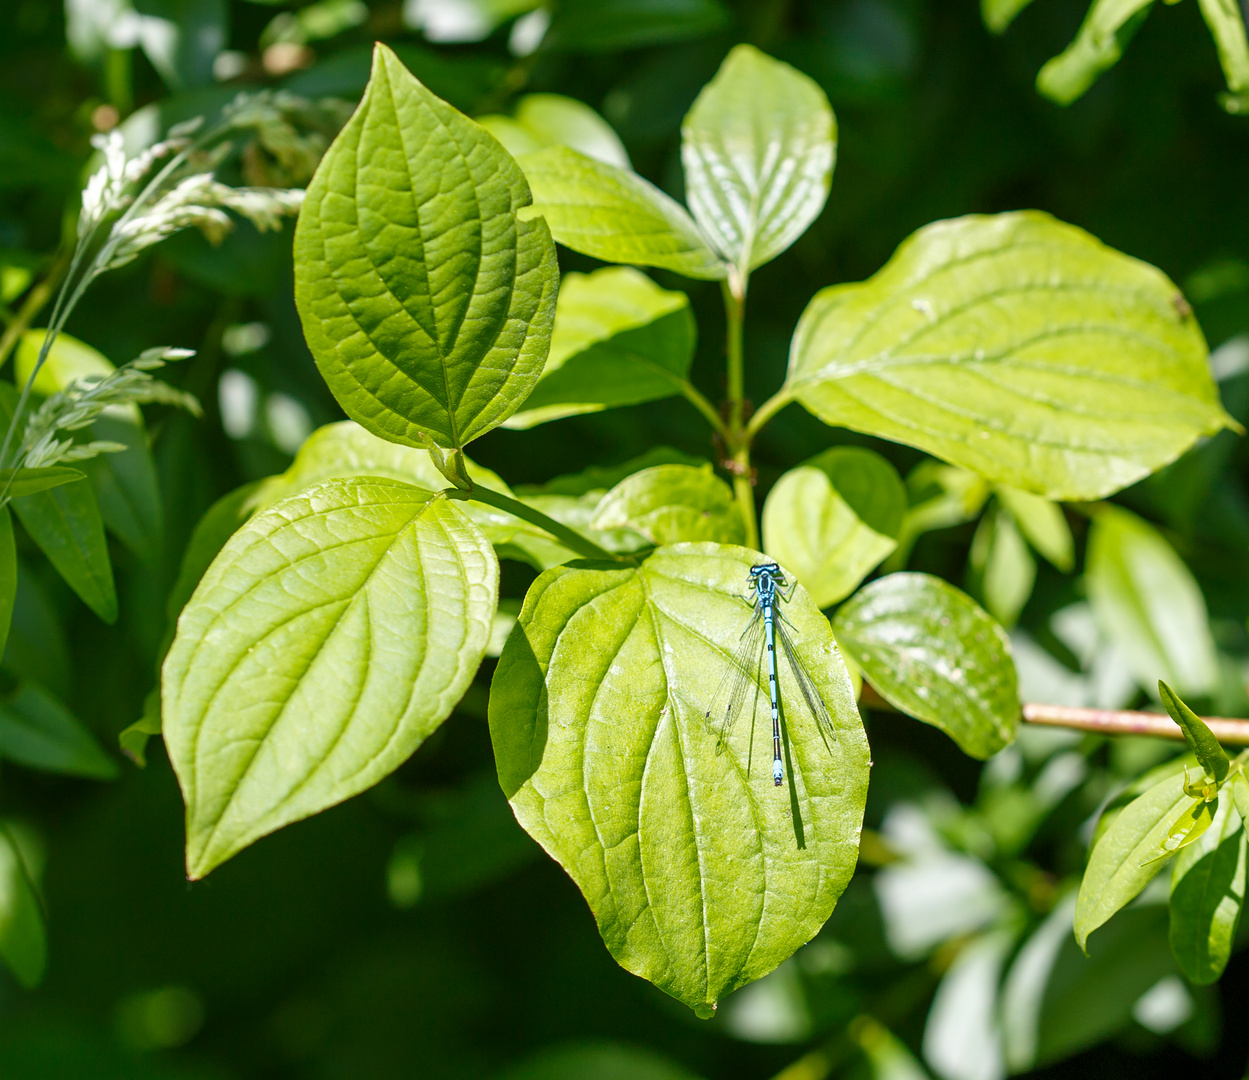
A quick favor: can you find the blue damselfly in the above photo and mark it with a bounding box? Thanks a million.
[705,562,835,786]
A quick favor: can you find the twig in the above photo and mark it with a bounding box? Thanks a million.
[859,683,1249,746]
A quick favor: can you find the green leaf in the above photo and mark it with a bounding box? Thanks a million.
[294,43,558,450]
[119,689,162,769]
[1037,0,1155,106]
[591,465,744,545]
[762,447,904,608]
[969,506,1036,629]
[0,508,12,663]
[1197,0,1249,109]
[520,147,726,280]
[887,463,991,572]
[982,0,1037,33]
[0,683,118,779]
[0,826,44,989]
[478,93,631,169]
[1170,795,1247,984]
[786,212,1232,501]
[833,573,1019,759]
[546,0,730,52]
[994,485,1073,571]
[10,470,116,624]
[504,267,696,429]
[1145,797,1218,865]
[1074,768,1194,950]
[1085,505,1218,698]
[15,328,112,396]
[163,478,498,879]
[1158,680,1229,782]
[488,544,869,1011]
[681,45,835,280]
[0,468,86,498]
[501,490,649,570]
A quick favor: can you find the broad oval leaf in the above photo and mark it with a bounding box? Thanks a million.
[0,682,117,780]
[681,45,835,279]
[1075,769,1195,949]
[294,43,557,450]
[833,573,1019,759]
[520,146,726,280]
[1085,505,1218,699]
[163,477,498,879]
[504,267,696,429]
[762,447,904,608]
[591,464,744,545]
[478,93,631,169]
[1169,795,1246,985]
[786,212,1233,501]
[488,543,869,1011]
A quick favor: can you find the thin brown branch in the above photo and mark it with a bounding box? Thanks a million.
[859,684,1249,746]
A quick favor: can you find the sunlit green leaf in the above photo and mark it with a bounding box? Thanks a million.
[0,826,44,989]
[834,573,1019,759]
[681,45,835,280]
[762,447,903,608]
[591,464,743,545]
[0,683,117,780]
[15,328,112,396]
[1144,797,1217,865]
[1085,505,1218,698]
[489,544,869,1012]
[505,267,695,429]
[164,477,498,879]
[294,43,557,450]
[1075,768,1194,950]
[1169,795,1245,984]
[887,463,991,572]
[503,489,647,570]
[521,147,726,280]
[1197,0,1249,110]
[1158,681,1229,782]
[786,212,1232,501]
[1037,0,1155,106]
[479,93,630,168]
[994,485,1073,572]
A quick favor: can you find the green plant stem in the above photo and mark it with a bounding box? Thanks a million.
[722,280,759,548]
[0,246,73,373]
[746,385,793,440]
[451,485,625,563]
[860,683,1249,745]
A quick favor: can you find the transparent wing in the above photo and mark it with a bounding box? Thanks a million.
[705,604,767,751]
[775,617,836,739]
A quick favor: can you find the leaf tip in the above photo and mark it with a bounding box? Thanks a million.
[694,1002,717,1020]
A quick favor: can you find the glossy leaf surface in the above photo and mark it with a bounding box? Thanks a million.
[488,544,869,1011]
[1170,796,1246,984]
[164,478,497,879]
[681,45,835,278]
[521,147,725,280]
[786,212,1231,501]
[762,447,903,608]
[591,465,743,545]
[294,44,557,449]
[834,573,1019,759]
[1085,505,1218,698]
[505,267,695,429]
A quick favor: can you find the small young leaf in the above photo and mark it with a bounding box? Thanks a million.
[0,508,13,662]
[833,573,1020,759]
[294,43,557,450]
[1036,0,1155,106]
[120,689,162,768]
[478,93,631,168]
[504,267,696,429]
[591,464,743,545]
[786,212,1232,501]
[994,485,1073,571]
[681,45,835,280]
[1085,506,1218,698]
[762,447,904,608]
[1158,680,1229,782]
[969,507,1036,629]
[1169,795,1245,984]
[1144,798,1218,866]
[982,0,1037,34]
[0,683,118,779]
[488,544,869,1012]
[1074,769,1195,950]
[0,827,45,989]
[520,147,726,280]
[164,478,498,879]
[0,467,86,498]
